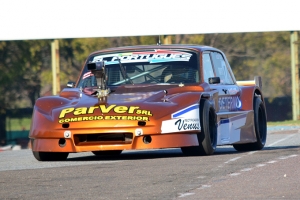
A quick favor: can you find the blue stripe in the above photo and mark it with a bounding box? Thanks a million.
[220,119,230,124]
[219,114,247,125]
[172,104,199,118]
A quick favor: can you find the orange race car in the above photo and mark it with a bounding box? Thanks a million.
[29,45,267,161]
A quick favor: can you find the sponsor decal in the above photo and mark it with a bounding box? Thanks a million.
[217,113,247,145]
[59,115,150,123]
[219,96,242,111]
[227,88,239,95]
[172,104,199,118]
[58,105,152,123]
[175,119,200,131]
[92,49,192,65]
[82,71,94,79]
[161,104,200,134]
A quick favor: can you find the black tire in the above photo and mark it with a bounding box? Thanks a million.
[92,150,122,156]
[233,97,267,151]
[181,99,217,156]
[32,151,69,161]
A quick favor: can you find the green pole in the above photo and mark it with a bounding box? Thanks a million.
[291,31,299,120]
[51,39,60,95]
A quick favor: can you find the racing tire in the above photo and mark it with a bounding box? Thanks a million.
[181,99,217,156]
[233,97,267,151]
[92,150,122,156]
[32,151,69,161]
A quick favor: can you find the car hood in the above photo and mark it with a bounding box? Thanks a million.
[34,84,206,127]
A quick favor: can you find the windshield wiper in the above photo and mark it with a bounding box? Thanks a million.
[116,58,134,85]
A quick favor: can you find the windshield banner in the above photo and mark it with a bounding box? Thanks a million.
[92,49,192,65]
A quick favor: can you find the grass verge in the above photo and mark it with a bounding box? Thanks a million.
[6,117,32,131]
[267,120,300,127]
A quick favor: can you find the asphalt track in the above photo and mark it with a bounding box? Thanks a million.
[0,128,300,199]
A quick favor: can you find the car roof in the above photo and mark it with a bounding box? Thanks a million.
[88,44,222,56]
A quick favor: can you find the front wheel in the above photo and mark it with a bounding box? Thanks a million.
[181,99,217,156]
[233,96,267,151]
[32,151,69,161]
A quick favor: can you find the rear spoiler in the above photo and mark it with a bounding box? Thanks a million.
[236,76,262,89]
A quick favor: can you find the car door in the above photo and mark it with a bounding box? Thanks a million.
[202,51,240,109]
[202,51,242,143]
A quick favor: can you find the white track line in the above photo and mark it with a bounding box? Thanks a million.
[178,193,195,198]
[267,134,296,147]
[224,156,242,163]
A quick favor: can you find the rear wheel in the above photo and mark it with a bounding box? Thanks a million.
[32,151,69,161]
[233,96,267,151]
[92,150,122,156]
[181,99,217,156]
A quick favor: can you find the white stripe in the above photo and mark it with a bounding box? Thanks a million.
[224,156,241,164]
[241,168,253,172]
[267,134,295,147]
[278,154,298,160]
[178,193,195,198]
[198,185,212,189]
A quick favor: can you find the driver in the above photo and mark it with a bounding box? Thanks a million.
[167,65,191,83]
[170,66,189,82]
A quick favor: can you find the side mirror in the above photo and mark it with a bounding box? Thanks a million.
[208,77,220,84]
[67,81,75,88]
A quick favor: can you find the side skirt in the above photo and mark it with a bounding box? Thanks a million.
[216,111,256,145]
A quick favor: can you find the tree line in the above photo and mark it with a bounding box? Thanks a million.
[0,32,293,142]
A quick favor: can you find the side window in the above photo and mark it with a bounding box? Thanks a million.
[211,52,234,84]
[202,53,215,83]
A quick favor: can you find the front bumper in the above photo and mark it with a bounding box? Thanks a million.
[30,105,201,152]
[30,132,199,152]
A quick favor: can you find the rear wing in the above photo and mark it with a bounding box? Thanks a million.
[236,76,262,89]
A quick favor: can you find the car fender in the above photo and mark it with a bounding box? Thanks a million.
[239,86,264,111]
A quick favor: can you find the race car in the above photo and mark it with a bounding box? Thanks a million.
[29,45,267,161]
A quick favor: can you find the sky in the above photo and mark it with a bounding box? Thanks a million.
[0,0,299,40]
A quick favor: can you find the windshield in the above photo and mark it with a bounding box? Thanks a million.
[78,49,199,88]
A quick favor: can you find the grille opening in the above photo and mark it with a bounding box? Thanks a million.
[138,121,146,126]
[74,133,133,146]
[77,135,87,142]
[62,123,70,128]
